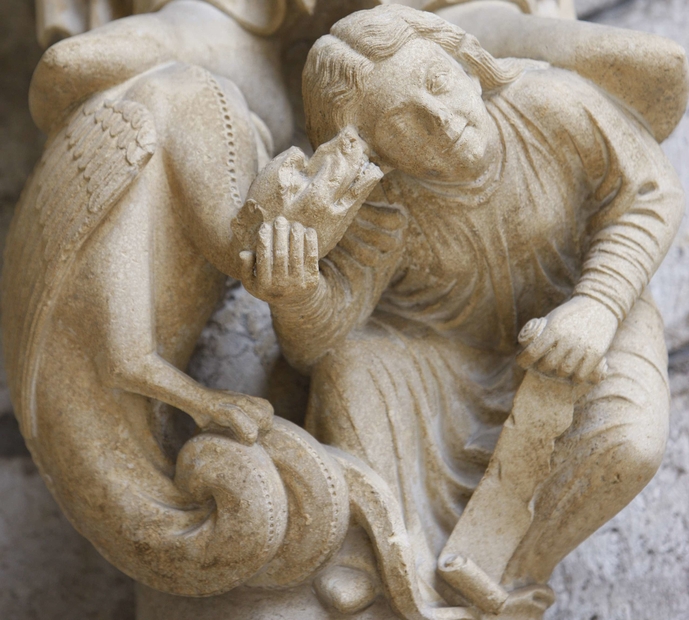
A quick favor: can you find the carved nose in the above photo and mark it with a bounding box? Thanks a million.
[433,108,465,142]
[444,118,468,144]
[435,109,452,131]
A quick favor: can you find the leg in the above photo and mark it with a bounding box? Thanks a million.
[307,334,403,489]
[503,292,669,587]
[125,62,274,279]
[89,63,279,443]
[307,324,479,610]
[91,152,271,445]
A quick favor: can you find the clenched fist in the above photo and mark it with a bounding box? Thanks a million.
[517,295,619,384]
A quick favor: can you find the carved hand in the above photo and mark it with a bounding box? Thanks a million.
[230,126,383,276]
[192,389,274,445]
[239,217,320,304]
[516,295,618,384]
[291,127,383,255]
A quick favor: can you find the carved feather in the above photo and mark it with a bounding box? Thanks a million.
[2,95,156,438]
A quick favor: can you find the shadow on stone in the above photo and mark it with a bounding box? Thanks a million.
[0,413,29,458]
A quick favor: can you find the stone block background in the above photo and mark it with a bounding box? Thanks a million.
[0,0,687,618]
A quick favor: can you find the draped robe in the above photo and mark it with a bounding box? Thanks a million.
[271,67,684,575]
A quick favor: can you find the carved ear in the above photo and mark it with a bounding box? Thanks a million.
[202,0,288,35]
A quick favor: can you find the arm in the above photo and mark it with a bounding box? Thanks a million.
[519,88,684,382]
[269,201,408,372]
[236,127,394,370]
[437,2,689,142]
[574,165,684,325]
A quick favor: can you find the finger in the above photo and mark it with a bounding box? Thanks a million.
[289,222,306,283]
[588,358,609,385]
[227,409,260,445]
[535,345,567,376]
[305,227,319,282]
[518,318,547,347]
[517,330,557,369]
[239,250,256,286]
[573,353,601,384]
[273,216,290,281]
[243,397,274,433]
[256,222,273,288]
[557,349,581,379]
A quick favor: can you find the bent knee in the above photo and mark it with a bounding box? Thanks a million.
[599,398,669,486]
[618,421,667,485]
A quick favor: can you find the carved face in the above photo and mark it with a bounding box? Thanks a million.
[359,38,501,184]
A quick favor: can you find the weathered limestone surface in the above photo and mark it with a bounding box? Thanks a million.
[0,0,136,617]
[0,0,44,419]
[547,368,689,620]
[0,1,688,619]
[545,2,689,618]
[594,0,689,353]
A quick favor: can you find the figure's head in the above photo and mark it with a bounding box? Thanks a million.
[303,5,523,183]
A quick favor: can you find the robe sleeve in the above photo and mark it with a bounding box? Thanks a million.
[571,99,685,323]
[270,190,408,373]
[502,69,684,324]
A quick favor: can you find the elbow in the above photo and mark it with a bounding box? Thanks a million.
[643,37,689,142]
[29,16,172,135]
[657,39,689,141]
[276,337,324,376]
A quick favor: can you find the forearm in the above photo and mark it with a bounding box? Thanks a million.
[575,176,685,323]
[270,267,361,374]
[271,205,407,372]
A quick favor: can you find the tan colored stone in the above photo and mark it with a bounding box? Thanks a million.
[1,2,687,620]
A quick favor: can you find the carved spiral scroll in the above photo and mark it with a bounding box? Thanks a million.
[149,419,350,596]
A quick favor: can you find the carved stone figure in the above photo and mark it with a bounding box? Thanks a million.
[285,6,685,615]
[3,3,366,595]
[2,1,687,619]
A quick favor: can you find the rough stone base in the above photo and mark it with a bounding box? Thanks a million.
[136,583,400,620]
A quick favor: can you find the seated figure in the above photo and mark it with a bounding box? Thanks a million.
[238,5,686,618]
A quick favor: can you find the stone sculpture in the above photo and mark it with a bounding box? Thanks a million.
[2,1,688,619]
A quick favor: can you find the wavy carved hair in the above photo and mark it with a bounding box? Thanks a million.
[303,4,526,149]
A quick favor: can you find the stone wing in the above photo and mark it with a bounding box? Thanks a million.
[2,95,156,438]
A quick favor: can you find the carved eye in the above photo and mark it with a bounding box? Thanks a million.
[428,72,450,95]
